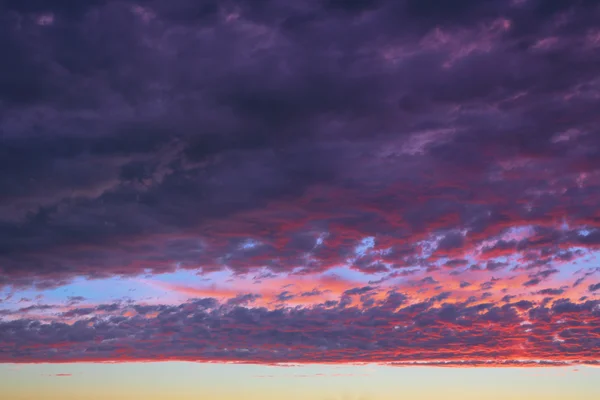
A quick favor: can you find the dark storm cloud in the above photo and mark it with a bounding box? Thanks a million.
[0,0,600,312]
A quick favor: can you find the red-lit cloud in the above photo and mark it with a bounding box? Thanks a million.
[1,0,600,366]
[1,294,599,366]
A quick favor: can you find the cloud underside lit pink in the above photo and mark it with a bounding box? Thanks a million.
[1,0,600,366]
[2,295,599,365]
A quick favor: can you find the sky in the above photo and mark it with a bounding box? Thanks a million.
[1,0,600,398]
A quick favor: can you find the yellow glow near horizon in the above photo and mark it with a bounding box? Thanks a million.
[2,363,600,400]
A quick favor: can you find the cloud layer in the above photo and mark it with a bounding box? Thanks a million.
[1,0,600,365]
[1,295,599,365]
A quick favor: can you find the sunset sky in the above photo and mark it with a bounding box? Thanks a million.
[1,0,600,399]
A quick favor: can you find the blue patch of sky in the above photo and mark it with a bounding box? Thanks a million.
[1,268,239,310]
[315,232,328,247]
[556,248,600,280]
[240,239,260,250]
[325,266,377,283]
[354,236,375,257]
[41,277,154,304]
[152,269,230,285]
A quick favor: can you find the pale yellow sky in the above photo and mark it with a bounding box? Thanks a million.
[2,363,600,400]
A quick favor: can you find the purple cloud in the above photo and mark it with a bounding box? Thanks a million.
[1,0,600,366]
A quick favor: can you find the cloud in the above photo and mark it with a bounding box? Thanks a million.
[1,0,600,366]
[0,0,597,289]
[1,294,599,365]
[534,288,565,296]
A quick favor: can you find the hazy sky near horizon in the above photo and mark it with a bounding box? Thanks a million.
[3,363,600,400]
[1,0,600,398]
